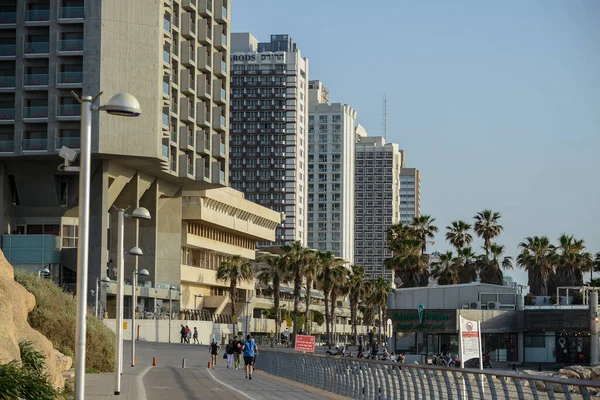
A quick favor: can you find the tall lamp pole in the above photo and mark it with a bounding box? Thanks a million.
[169,286,178,343]
[131,264,150,367]
[94,276,111,318]
[69,92,140,400]
[245,300,252,338]
[591,290,599,365]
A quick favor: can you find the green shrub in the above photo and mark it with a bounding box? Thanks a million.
[0,361,58,400]
[14,271,116,373]
[19,341,45,374]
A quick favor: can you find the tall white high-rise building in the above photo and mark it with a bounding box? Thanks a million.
[400,167,421,224]
[229,33,309,245]
[354,127,402,280]
[307,80,356,262]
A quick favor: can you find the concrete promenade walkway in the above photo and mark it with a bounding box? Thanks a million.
[85,341,349,400]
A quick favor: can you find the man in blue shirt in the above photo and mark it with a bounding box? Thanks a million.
[243,334,258,380]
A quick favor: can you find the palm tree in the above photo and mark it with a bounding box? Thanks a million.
[303,252,320,335]
[473,210,504,257]
[555,234,593,287]
[455,247,478,283]
[432,251,459,285]
[256,255,287,343]
[410,215,438,255]
[316,251,336,348]
[385,237,429,287]
[347,265,366,344]
[386,222,410,243]
[216,255,254,333]
[479,243,513,285]
[445,220,473,250]
[370,277,391,343]
[329,264,349,344]
[280,241,312,346]
[517,236,556,296]
[359,280,375,328]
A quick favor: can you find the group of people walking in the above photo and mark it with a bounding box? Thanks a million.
[180,325,199,344]
[210,335,259,380]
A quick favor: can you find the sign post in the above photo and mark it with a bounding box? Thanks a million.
[459,316,483,393]
[294,334,315,353]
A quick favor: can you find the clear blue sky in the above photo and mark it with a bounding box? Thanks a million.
[231,0,600,285]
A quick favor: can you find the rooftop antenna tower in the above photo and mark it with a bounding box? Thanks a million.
[382,94,387,140]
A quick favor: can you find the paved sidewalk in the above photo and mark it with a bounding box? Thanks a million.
[85,365,145,399]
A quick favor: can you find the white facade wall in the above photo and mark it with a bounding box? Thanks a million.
[355,135,402,280]
[307,102,356,262]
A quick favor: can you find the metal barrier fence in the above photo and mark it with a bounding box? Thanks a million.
[258,349,600,400]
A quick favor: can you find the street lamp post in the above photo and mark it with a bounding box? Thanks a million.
[169,286,178,343]
[131,264,150,367]
[245,300,252,338]
[591,290,599,365]
[94,276,111,318]
[113,206,150,394]
[70,92,140,400]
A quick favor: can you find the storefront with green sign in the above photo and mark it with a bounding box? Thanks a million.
[390,309,458,357]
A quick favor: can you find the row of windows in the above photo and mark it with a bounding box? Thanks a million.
[308,115,341,124]
[307,222,342,231]
[187,222,255,251]
[356,151,395,159]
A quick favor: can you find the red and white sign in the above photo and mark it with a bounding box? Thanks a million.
[294,334,315,353]
[459,316,482,367]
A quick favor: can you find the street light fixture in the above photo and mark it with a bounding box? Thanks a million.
[71,91,140,400]
[113,205,150,395]
[168,285,178,343]
[38,265,50,278]
[94,276,111,318]
[131,266,150,367]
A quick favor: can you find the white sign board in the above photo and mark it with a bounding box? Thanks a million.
[459,316,483,369]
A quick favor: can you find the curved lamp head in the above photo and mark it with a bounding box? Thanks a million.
[170,285,177,290]
[130,207,151,220]
[129,246,143,256]
[138,268,150,277]
[101,92,141,117]
[101,276,111,283]
[41,266,50,275]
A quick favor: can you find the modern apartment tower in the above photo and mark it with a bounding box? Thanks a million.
[399,167,421,224]
[354,126,402,280]
[229,33,309,245]
[0,0,231,295]
[307,80,356,262]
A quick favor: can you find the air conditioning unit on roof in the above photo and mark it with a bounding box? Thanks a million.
[469,301,481,309]
[487,301,501,310]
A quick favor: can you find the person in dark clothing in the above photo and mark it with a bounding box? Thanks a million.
[233,335,242,370]
[210,338,220,368]
[226,339,235,368]
[180,325,186,344]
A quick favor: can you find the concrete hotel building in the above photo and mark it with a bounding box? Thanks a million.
[399,167,421,224]
[0,0,236,301]
[354,126,402,280]
[307,80,356,262]
[229,33,309,245]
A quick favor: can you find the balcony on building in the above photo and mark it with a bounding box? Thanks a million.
[215,0,227,22]
[161,141,169,159]
[24,35,50,56]
[213,53,226,78]
[24,67,49,88]
[197,75,211,100]
[162,76,170,98]
[197,47,211,72]
[195,130,210,155]
[56,128,80,149]
[57,65,83,86]
[211,160,225,185]
[211,107,226,132]
[170,93,178,114]
[211,133,225,159]
[181,41,195,67]
[0,70,15,89]
[169,148,177,172]
[58,0,84,21]
[58,33,84,54]
[23,101,48,121]
[22,130,48,151]
[178,153,194,177]
[57,99,81,120]
[181,13,196,40]
[0,6,16,25]
[180,69,195,95]
[182,0,197,11]
[172,34,179,58]
[0,130,13,152]
[162,43,170,65]
[196,103,210,127]
[213,80,226,104]
[163,13,171,35]
[214,25,227,50]
[0,98,14,121]
[198,0,213,16]
[0,39,16,58]
[25,2,50,24]
[195,158,211,182]
[179,125,194,150]
[180,97,195,124]
[197,19,212,45]
[161,107,169,129]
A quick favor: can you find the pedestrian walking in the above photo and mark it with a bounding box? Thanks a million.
[243,334,258,380]
[180,325,186,344]
[226,339,235,369]
[210,338,220,368]
[193,327,199,344]
[233,335,242,370]
[185,326,191,343]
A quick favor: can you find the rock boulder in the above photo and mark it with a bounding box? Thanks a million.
[0,251,67,389]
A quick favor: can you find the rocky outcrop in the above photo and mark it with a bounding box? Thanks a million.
[0,251,71,389]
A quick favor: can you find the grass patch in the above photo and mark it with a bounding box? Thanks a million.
[14,271,115,373]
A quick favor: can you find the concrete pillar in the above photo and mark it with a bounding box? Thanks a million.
[591,290,598,365]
